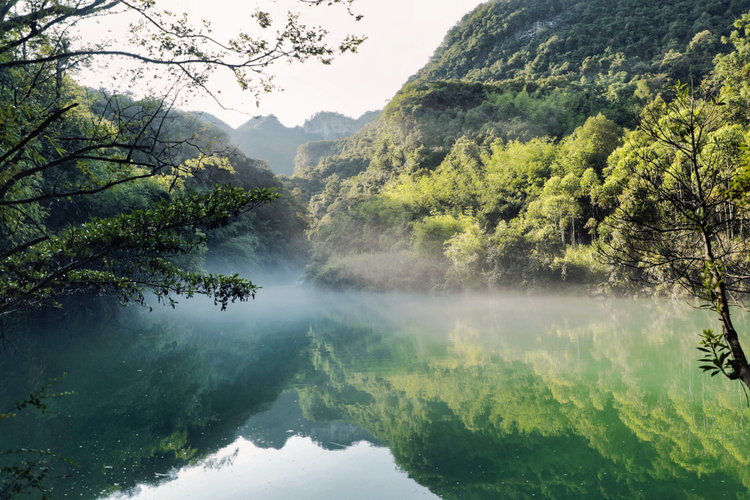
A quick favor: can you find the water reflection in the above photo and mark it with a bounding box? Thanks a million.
[298,294,750,499]
[0,290,315,499]
[106,391,430,500]
[1,290,749,499]
[109,437,439,500]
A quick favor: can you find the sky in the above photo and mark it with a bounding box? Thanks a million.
[74,0,488,128]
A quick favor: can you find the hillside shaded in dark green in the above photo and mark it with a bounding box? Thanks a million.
[40,89,311,280]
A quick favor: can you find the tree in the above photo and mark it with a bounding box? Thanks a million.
[0,0,363,318]
[598,84,750,389]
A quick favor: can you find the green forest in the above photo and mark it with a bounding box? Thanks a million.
[294,0,750,296]
[281,1,750,392]
[8,0,750,497]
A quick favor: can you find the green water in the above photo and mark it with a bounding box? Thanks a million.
[2,288,750,499]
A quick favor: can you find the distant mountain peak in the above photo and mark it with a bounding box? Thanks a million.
[228,110,380,176]
[303,111,378,140]
[236,114,288,132]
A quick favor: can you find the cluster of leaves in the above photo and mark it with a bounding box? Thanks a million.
[0,71,287,315]
[697,328,735,377]
[1,185,279,316]
[0,0,365,102]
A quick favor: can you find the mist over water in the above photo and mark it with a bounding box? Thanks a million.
[1,288,748,500]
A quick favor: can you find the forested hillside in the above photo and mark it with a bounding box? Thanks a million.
[291,0,750,293]
[415,0,744,84]
[7,0,750,303]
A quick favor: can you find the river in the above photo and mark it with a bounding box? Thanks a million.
[1,288,748,499]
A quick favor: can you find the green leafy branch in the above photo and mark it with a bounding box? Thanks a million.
[696,261,724,309]
[0,374,76,423]
[0,184,279,315]
[697,328,734,377]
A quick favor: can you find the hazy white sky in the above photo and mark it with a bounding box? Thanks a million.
[75,0,487,128]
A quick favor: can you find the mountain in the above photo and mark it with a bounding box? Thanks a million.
[229,111,379,176]
[287,0,750,292]
[303,111,380,139]
[413,0,745,85]
[294,0,749,196]
[193,112,235,135]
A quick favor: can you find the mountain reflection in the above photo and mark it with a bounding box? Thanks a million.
[1,291,748,499]
[238,390,380,451]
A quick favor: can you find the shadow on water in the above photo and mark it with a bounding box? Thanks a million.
[2,288,750,499]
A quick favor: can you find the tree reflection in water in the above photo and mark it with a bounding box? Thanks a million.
[1,291,748,499]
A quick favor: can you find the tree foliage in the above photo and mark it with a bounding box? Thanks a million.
[0,0,363,316]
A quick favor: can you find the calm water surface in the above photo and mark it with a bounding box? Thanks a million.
[2,288,749,499]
